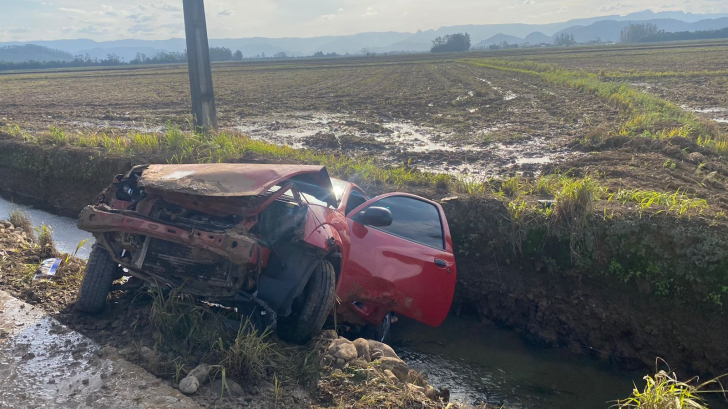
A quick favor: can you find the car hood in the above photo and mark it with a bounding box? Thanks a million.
[138,164,337,207]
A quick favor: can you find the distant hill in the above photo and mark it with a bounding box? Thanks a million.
[525,32,552,44]
[2,10,728,60]
[0,44,73,63]
[556,17,728,43]
[475,34,526,47]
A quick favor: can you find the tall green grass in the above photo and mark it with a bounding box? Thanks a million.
[1,123,714,219]
[617,364,727,409]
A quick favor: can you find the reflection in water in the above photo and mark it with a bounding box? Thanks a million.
[390,315,641,409]
[0,198,95,259]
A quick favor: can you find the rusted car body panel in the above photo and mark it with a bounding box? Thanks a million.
[79,163,457,332]
[139,163,336,207]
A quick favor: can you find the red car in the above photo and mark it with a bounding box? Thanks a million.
[76,164,457,343]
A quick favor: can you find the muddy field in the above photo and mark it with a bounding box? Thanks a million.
[508,41,728,131]
[0,56,629,178]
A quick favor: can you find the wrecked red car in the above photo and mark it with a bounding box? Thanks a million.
[76,164,457,343]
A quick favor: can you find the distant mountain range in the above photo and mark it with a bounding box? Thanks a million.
[0,44,73,63]
[474,16,728,47]
[2,10,728,62]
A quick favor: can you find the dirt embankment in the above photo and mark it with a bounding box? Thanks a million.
[1,134,728,379]
[443,197,728,376]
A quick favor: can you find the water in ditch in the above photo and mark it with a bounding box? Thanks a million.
[391,317,640,408]
[0,197,95,259]
[0,195,640,408]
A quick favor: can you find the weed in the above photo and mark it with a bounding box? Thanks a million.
[534,174,560,197]
[48,126,68,145]
[499,175,531,198]
[174,359,186,383]
[609,189,708,217]
[9,210,34,241]
[274,373,282,403]
[506,198,529,254]
[550,177,602,263]
[34,223,55,257]
[148,285,225,353]
[212,317,275,381]
[616,362,727,409]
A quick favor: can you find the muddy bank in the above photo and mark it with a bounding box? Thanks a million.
[1,135,727,381]
[443,197,728,377]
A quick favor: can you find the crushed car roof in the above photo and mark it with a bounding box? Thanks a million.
[138,164,337,207]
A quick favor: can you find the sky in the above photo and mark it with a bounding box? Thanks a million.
[1,0,727,42]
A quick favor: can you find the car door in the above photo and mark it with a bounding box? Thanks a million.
[338,193,457,327]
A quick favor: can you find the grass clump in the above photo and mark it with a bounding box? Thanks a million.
[550,177,602,263]
[617,365,726,409]
[148,286,278,383]
[148,286,226,353]
[9,210,34,241]
[552,177,602,226]
[609,189,708,217]
[212,318,275,382]
[34,223,55,257]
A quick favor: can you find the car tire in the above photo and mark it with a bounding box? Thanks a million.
[365,312,392,343]
[276,259,336,344]
[75,246,117,313]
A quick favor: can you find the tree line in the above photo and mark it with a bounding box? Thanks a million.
[619,23,728,43]
[0,45,357,71]
[431,33,471,53]
[0,46,246,71]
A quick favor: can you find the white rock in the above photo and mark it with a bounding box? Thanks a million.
[188,363,211,384]
[179,375,200,395]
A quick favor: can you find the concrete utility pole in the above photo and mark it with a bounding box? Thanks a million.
[183,0,218,132]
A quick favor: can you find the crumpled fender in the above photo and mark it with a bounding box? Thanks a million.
[304,222,342,252]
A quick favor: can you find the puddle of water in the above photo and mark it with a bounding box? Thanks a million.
[378,122,459,153]
[680,105,728,125]
[692,107,728,114]
[477,77,518,101]
[391,316,641,409]
[0,291,201,408]
[234,112,492,156]
[0,198,94,258]
[516,156,551,165]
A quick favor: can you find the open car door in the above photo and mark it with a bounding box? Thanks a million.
[338,193,457,327]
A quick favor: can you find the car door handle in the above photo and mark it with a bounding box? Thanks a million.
[434,259,447,268]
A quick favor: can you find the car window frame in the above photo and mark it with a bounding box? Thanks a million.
[345,189,369,216]
[350,194,446,251]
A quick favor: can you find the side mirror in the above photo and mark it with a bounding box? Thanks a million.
[360,207,393,227]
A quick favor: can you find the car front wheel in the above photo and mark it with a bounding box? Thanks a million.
[276,259,336,344]
[75,246,117,313]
